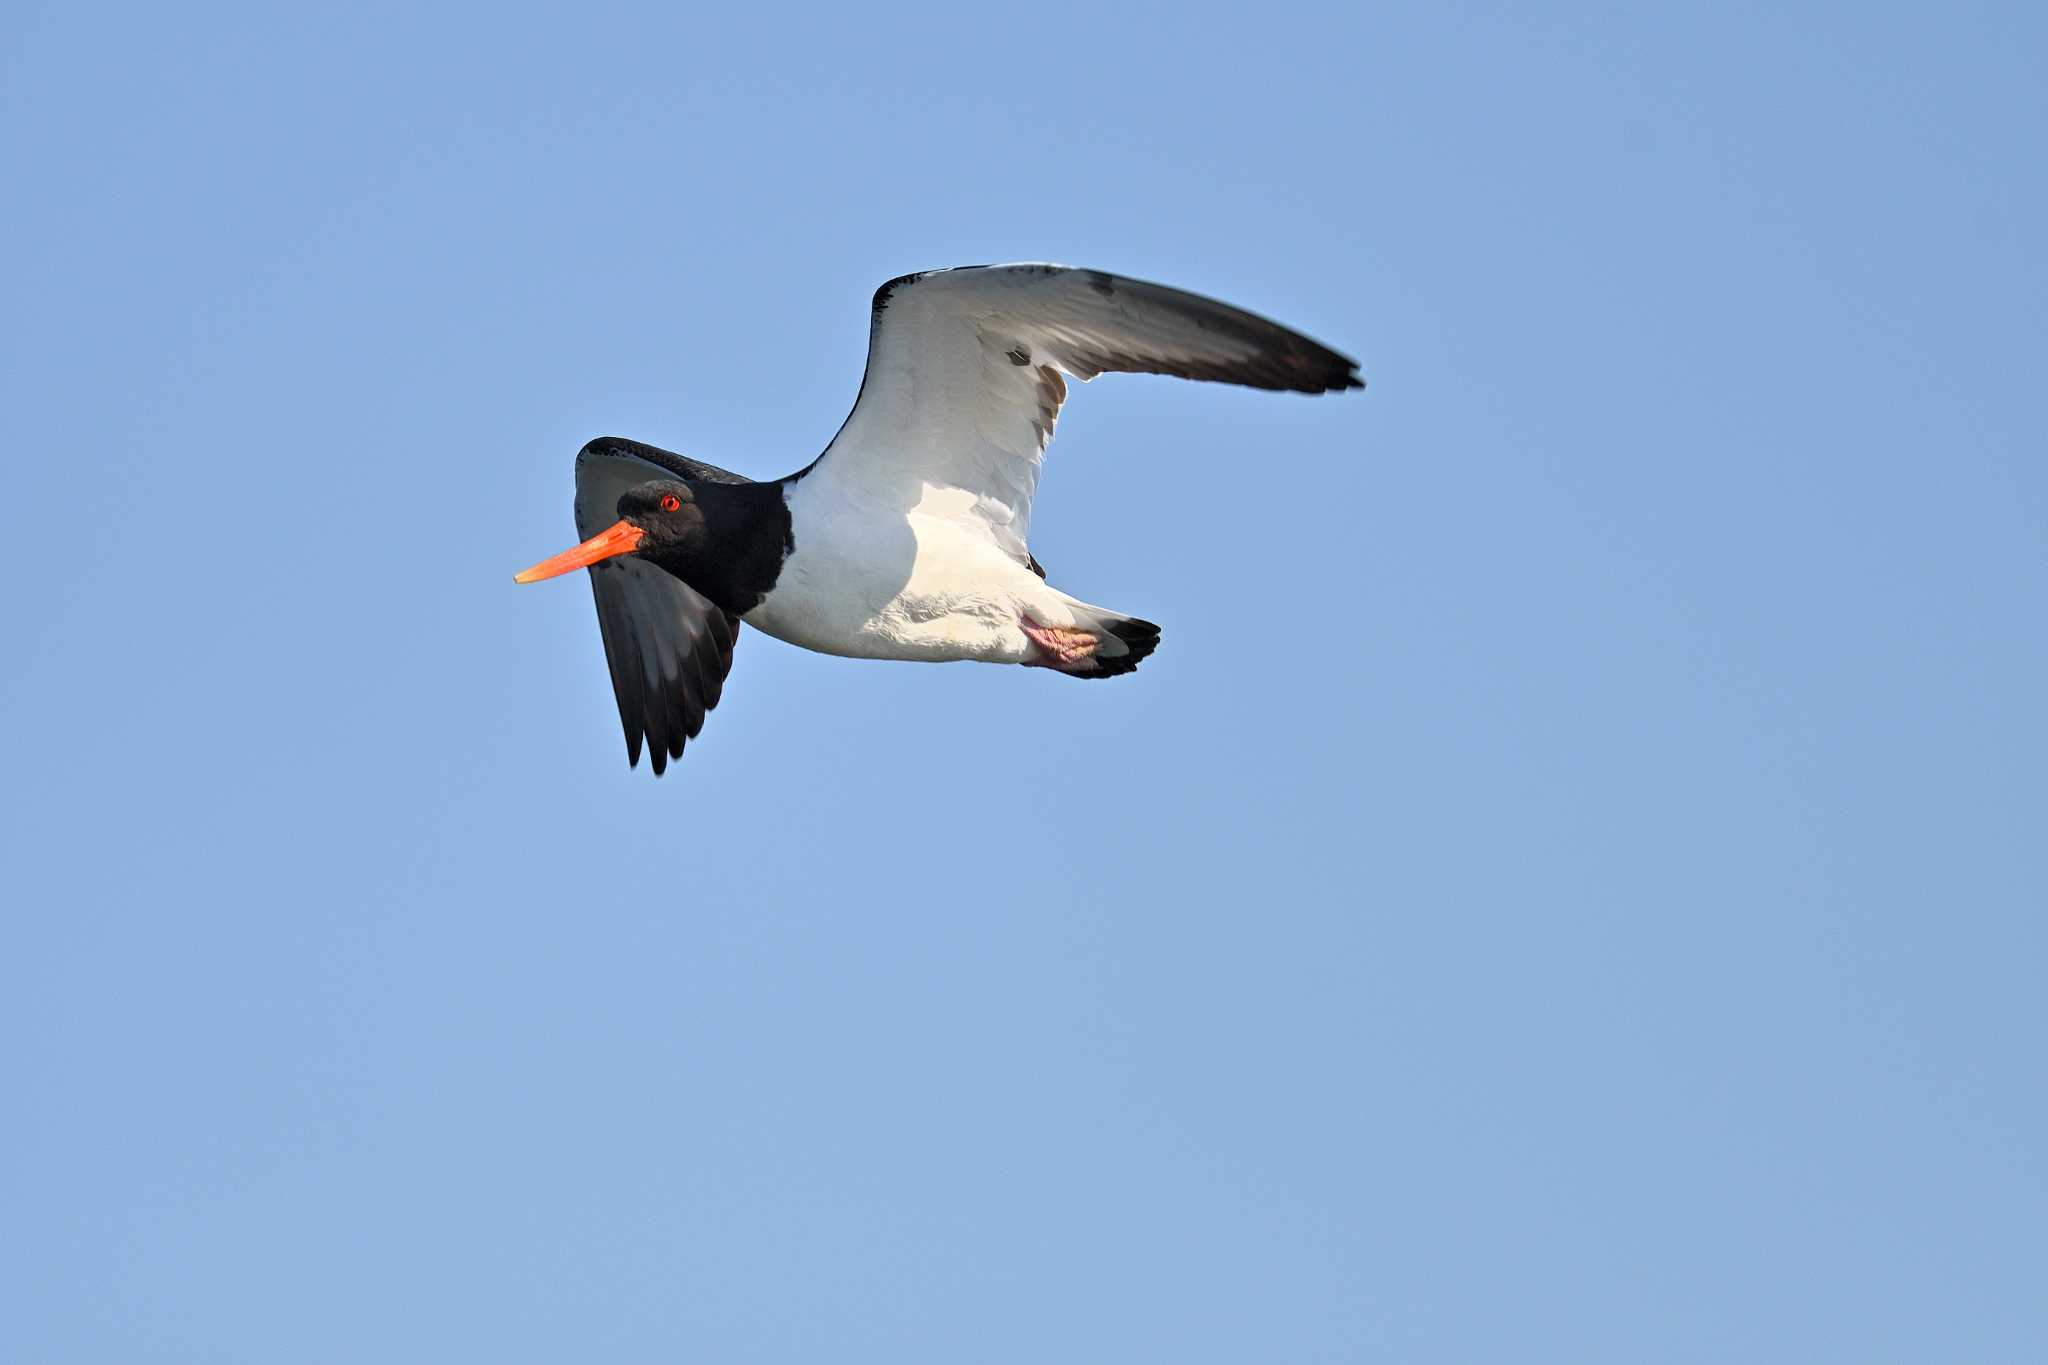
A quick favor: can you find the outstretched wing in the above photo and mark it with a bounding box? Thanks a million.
[808,264,1361,565]
[574,438,744,776]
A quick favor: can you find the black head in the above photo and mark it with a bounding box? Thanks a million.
[513,478,710,585]
[515,471,790,615]
[614,480,708,557]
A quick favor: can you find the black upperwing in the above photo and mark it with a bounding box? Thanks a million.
[573,437,746,776]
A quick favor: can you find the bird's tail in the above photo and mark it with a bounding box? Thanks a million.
[1035,597,1162,679]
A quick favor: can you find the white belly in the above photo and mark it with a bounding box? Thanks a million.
[741,483,1073,663]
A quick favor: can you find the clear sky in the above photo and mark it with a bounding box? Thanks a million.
[3,2,2043,1360]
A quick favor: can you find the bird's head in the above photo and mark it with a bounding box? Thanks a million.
[513,480,705,583]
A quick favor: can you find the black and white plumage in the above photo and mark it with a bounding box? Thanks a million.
[516,264,1362,774]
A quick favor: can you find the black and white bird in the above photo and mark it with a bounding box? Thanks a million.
[516,264,1362,774]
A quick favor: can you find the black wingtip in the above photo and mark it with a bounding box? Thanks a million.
[1302,347,1365,394]
[1307,358,1365,394]
[1269,364,1365,395]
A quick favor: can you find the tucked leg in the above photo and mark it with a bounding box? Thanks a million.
[1019,616,1101,670]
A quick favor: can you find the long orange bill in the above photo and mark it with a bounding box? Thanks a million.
[513,519,646,583]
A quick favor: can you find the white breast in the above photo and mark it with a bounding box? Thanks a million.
[741,474,1062,664]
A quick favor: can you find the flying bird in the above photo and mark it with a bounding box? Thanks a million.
[516,264,1363,774]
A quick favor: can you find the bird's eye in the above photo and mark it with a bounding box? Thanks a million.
[659,493,682,513]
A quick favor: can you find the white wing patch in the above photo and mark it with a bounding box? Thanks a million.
[809,264,1359,571]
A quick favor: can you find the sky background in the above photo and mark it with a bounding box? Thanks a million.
[3,2,2043,1360]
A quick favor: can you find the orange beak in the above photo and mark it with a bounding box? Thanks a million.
[513,519,646,583]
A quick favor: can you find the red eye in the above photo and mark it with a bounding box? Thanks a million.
[659,494,681,513]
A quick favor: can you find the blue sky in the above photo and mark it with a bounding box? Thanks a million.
[3,2,2043,1359]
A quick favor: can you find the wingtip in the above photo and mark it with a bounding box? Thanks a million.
[1320,354,1365,392]
[1296,365,1364,394]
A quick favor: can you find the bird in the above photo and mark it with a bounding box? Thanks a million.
[515,263,1363,775]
